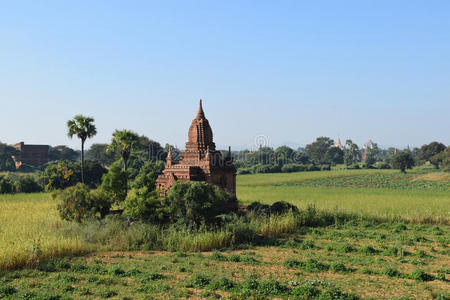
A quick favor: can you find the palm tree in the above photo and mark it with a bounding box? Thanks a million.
[107,129,139,171]
[67,115,97,183]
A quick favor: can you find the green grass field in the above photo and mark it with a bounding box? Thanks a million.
[237,170,450,224]
[0,169,449,299]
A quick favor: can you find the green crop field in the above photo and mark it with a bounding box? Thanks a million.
[0,169,449,299]
[237,170,450,224]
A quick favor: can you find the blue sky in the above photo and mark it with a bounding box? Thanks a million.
[1,0,449,150]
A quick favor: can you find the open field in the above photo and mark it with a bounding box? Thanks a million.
[0,169,449,298]
[237,170,450,224]
[0,193,88,270]
[1,222,448,299]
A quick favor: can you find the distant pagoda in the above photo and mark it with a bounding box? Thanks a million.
[156,100,236,195]
[335,136,344,150]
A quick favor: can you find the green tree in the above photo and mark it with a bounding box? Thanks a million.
[274,146,294,165]
[429,146,450,171]
[85,143,116,166]
[48,145,80,162]
[326,147,344,165]
[107,129,139,171]
[418,142,446,167]
[67,115,97,183]
[101,161,128,205]
[391,151,415,173]
[165,181,235,226]
[344,140,359,167]
[305,137,334,164]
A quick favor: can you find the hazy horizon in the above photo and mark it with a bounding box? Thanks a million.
[1,1,449,151]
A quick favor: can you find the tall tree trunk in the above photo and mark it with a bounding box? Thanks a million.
[81,140,85,184]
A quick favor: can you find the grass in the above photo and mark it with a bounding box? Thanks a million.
[0,193,89,270]
[237,169,450,224]
[0,222,448,299]
[0,168,449,298]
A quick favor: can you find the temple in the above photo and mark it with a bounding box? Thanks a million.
[156,100,236,195]
[12,142,49,168]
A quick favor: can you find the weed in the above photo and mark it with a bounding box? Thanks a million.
[408,269,434,282]
[382,267,401,278]
[208,277,235,290]
[331,262,352,273]
[359,245,378,255]
[211,252,227,261]
[140,272,165,283]
[299,239,316,250]
[0,285,17,297]
[257,279,289,296]
[186,274,211,288]
[228,254,241,262]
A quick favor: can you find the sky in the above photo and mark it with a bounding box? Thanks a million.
[1,0,449,151]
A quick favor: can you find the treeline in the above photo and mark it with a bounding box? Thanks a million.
[233,138,449,174]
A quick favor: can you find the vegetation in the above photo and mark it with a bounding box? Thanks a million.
[67,115,97,184]
[392,150,415,173]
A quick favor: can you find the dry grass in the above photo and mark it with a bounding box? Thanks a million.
[0,193,90,270]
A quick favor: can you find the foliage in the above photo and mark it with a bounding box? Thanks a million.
[56,183,111,222]
[100,162,128,205]
[305,137,334,164]
[418,142,446,166]
[0,176,15,194]
[48,145,80,162]
[107,129,139,171]
[430,146,450,172]
[392,151,415,173]
[14,175,43,193]
[85,143,116,166]
[165,181,236,226]
[124,188,165,222]
[0,142,19,171]
[67,115,97,184]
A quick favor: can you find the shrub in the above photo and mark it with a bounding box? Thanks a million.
[0,176,15,194]
[383,267,401,278]
[330,262,351,273]
[359,245,377,255]
[208,277,235,290]
[101,162,128,205]
[257,279,289,296]
[165,181,236,226]
[39,160,81,191]
[186,274,211,288]
[124,188,164,222]
[14,175,43,193]
[408,269,434,282]
[281,163,306,173]
[56,183,111,222]
[0,285,17,297]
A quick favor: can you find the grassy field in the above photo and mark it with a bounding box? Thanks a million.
[0,169,449,299]
[1,222,448,299]
[0,193,88,270]
[237,170,450,224]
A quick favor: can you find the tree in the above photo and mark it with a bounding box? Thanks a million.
[67,115,97,183]
[101,161,128,205]
[0,142,19,171]
[418,142,446,167]
[363,143,380,168]
[107,129,139,171]
[391,151,414,173]
[344,140,359,167]
[305,137,334,164]
[326,147,344,165]
[85,143,116,166]
[429,146,450,171]
[274,146,294,165]
[48,145,80,162]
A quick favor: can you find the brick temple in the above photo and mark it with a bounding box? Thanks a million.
[12,142,49,168]
[156,100,236,195]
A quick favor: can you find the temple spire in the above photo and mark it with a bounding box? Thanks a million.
[196,99,205,119]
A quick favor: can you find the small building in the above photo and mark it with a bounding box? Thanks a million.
[156,100,236,195]
[12,142,49,168]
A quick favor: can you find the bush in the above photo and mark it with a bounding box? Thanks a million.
[56,183,111,222]
[39,160,81,191]
[0,176,15,194]
[101,162,128,205]
[124,188,164,222]
[165,181,236,226]
[247,201,299,216]
[408,269,434,282]
[281,164,306,173]
[131,161,165,190]
[14,175,43,193]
